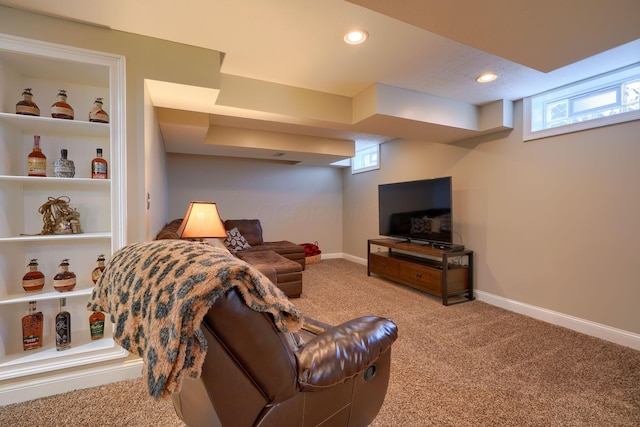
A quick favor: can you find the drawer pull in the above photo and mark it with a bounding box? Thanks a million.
[416,272,422,278]
[381,263,387,267]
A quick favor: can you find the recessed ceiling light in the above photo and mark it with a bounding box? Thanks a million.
[344,29,368,45]
[476,73,498,83]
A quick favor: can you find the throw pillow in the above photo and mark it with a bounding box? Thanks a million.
[223,227,251,252]
[410,217,431,234]
[438,213,452,231]
[428,217,442,233]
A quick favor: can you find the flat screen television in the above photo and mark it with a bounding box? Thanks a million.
[378,176,453,245]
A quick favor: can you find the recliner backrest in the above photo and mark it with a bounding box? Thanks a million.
[203,289,299,402]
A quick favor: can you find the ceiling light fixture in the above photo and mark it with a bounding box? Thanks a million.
[476,73,498,83]
[344,29,368,45]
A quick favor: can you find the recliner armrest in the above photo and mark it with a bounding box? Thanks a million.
[301,317,333,335]
[296,316,398,391]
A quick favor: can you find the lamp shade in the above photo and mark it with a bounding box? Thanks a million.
[176,202,227,239]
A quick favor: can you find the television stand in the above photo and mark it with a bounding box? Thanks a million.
[367,238,474,305]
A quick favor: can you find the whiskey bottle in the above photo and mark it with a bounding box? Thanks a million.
[22,259,45,292]
[53,149,76,178]
[89,311,105,340]
[89,98,109,123]
[16,88,40,116]
[51,90,74,120]
[27,135,47,177]
[53,259,76,292]
[55,298,71,351]
[22,301,44,351]
[91,148,108,179]
[91,254,106,284]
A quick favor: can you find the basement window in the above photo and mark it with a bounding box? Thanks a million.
[524,63,640,141]
[351,142,379,174]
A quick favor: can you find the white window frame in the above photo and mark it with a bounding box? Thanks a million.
[351,142,380,174]
[524,63,640,141]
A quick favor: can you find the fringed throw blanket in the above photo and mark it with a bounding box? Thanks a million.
[87,239,303,399]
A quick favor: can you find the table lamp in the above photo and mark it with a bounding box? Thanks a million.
[176,201,227,241]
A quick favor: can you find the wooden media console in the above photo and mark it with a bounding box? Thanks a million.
[367,239,474,305]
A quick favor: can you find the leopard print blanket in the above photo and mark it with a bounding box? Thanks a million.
[87,239,303,399]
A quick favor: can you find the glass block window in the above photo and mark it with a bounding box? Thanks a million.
[524,63,640,141]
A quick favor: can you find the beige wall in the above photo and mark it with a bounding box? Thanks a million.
[165,154,344,252]
[343,100,640,334]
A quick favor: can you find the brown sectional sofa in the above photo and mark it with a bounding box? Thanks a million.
[155,218,305,298]
[223,219,304,298]
[223,219,306,270]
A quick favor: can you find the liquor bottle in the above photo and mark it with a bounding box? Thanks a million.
[88,311,105,340]
[55,298,71,351]
[27,135,47,177]
[16,88,40,116]
[53,149,76,178]
[53,259,76,292]
[91,148,108,179]
[91,254,106,284]
[22,301,44,351]
[89,98,109,123]
[51,89,74,120]
[22,259,45,292]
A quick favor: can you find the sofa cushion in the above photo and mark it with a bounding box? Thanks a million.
[237,250,302,298]
[224,219,264,246]
[224,227,251,253]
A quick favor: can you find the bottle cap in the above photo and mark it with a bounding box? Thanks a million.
[61,149,68,159]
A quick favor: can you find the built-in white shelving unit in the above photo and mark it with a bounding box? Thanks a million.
[0,33,128,393]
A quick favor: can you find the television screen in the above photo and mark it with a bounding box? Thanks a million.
[378,177,453,244]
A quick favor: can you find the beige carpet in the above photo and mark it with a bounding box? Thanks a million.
[2,259,639,426]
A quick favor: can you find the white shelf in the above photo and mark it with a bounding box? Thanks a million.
[0,284,94,305]
[0,337,126,381]
[0,232,111,243]
[0,112,109,138]
[0,175,110,185]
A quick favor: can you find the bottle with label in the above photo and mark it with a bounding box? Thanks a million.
[53,149,76,178]
[89,311,105,340]
[55,298,71,351]
[53,259,76,292]
[16,88,40,116]
[27,135,47,177]
[89,98,109,123]
[51,89,74,120]
[22,259,45,292]
[91,148,108,179]
[91,254,106,284]
[22,301,44,351]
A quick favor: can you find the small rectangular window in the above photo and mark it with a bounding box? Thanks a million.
[351,143,380,174]
[524,63,640,141]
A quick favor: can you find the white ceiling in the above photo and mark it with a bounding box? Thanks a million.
[3,0,640,165]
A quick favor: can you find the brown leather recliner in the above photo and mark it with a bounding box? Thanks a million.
[171,288,398,427]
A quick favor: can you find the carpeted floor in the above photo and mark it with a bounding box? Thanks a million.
[2,258,639,426]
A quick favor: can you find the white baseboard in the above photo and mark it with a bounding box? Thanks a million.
[322,252,366,265]
[0,357,143,406]
[475,290,640,351]
[327,254,640,352]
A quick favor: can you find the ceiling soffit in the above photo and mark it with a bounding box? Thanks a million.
[154,74,513,166]
[347,0,640,72]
